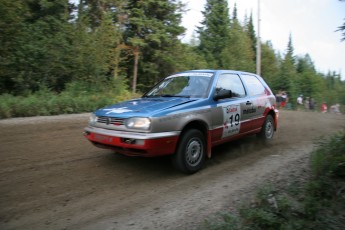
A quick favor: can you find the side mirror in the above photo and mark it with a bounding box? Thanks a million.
[214,89,233,100]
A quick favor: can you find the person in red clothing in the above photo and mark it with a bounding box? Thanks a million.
[321,102,328,113]
[280,92,288,108]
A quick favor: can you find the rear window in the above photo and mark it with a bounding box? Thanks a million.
[215,73,246,97]
[241,74,266,96]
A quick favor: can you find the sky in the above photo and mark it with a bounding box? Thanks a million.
[180,0,345,78]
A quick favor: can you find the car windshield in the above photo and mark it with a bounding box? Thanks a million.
[144,73,213,98]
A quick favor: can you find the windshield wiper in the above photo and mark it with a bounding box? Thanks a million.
[160,94,190,98]
[143,94,190,98]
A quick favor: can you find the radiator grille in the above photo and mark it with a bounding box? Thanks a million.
[97,116,124,126]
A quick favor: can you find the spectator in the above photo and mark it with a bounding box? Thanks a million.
[304,97,309,110]
[309,97,315,111]
[281,92,288,108]
[330,104,341,114]
[297,95,303,110]
[321,102,327,113]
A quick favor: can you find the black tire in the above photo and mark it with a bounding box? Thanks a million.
[172,129,206,174]
[257,114,275,141]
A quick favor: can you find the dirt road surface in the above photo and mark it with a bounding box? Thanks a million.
[1,110,344,230]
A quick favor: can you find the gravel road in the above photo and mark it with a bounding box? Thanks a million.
[0,110,344,230]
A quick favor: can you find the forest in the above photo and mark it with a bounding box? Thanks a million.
[1,0,345,118]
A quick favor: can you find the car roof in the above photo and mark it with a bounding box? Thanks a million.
[179,69,258,76]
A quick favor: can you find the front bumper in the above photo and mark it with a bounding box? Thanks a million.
[84,126,180,157]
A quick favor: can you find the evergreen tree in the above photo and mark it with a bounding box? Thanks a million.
[73,0,124,80]
[0,0,76,94]
[156,43,207,76]
[324,71,345,106]
[123,0,185,92]
[295,54,329,108]
[1,0,343,113]
[244,12,257,63]
[221,4,255,72]
[188,31,200,47]
[197,0,231,68]
[337,19,345,41]
[337,0,345,41]
[0,0,28,94]
[296,54,317,97]
[260,41,280,88]
[277,35,297,107]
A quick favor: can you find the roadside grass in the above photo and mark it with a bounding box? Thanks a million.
[0,80,138,119]
[204,131,345,230]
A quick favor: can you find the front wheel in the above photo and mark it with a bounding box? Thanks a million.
[257,114,275,141]
[172,129,206,174]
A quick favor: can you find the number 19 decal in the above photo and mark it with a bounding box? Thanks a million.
[229,113,240,127]
[222,104,241,138]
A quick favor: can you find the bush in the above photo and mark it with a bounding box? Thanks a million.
[0,79,135,118]
[311,133,345,178]
[204,131,345,230]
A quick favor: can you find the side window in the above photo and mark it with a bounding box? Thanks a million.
[215,74,246,97]
[241,74,266,96]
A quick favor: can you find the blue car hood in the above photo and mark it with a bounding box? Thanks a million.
[95,97,196,117]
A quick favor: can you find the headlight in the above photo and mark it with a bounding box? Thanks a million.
[125,117,151,130]
[89,113,97,124]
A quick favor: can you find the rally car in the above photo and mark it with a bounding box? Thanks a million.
[84,70,278,173]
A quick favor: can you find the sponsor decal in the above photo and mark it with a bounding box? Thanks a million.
[243,108,256,114]
[222,104,241,138]
[103,107,132,114]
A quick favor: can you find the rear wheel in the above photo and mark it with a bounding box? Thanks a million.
[258,115,275,141]
[172,129,206,174]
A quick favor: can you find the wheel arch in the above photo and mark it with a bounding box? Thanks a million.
[267,109,278,131]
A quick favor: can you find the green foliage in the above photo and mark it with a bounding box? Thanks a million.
[0,0,76,94]
[245,13,257,62]
[0,0,344,116]
[204,212,240,230]
[197,0,231,68]
[123,0,185,92]
[204,131,345,230]
[275,35,298,108]
[337,3,345,42]
[322,72,345,108]
[0,80,132,118]
[150,42,208,82]
[221,9,255,72]
[311,132,345,178]
[338,19,345,41]
[260,42,280,87]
